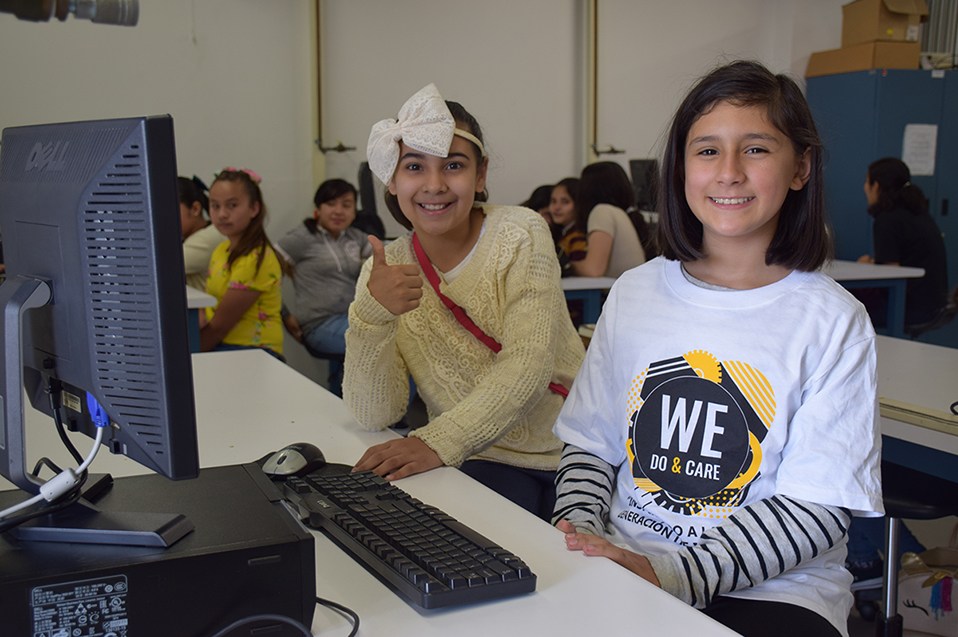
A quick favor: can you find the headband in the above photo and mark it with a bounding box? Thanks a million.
[219,167,262,184]
[366,83,486,185]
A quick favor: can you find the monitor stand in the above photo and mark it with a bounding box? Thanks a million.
[0,278,192,548]
[7,473,194,547]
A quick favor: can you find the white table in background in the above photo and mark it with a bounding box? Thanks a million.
[824,260,925,339]
[561,276,617,325]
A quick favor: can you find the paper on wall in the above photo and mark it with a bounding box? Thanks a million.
[901,124,938,176]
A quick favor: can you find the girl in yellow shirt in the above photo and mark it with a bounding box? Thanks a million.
[201,168,286,358]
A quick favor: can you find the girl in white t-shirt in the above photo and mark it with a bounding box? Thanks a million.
[553,61,882,637]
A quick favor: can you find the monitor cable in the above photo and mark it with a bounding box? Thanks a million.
[0,393,107,527]
[0,380,96,532]
[47,378,86,466]
[316,596,361,637]
[204,597,361,637]
[207,613,314,637]
[0,470,86,534]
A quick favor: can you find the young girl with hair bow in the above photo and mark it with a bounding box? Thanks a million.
[200,168,288,359]
[344,84,584,520]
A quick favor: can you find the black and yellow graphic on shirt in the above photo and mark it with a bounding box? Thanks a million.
[626,350,773,518]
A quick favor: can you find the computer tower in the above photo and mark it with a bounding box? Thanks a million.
[0,464,315,637]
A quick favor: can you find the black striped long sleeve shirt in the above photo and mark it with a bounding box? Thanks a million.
[552,444,851,607]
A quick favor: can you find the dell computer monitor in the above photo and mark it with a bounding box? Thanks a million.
[0,115,199,543]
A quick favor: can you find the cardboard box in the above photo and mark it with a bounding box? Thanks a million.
[841,0,928,48]
[805,40,921,78]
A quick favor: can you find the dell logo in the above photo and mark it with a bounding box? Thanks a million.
[25,141,70,172]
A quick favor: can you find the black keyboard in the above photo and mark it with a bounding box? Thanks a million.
[282,469,536,609]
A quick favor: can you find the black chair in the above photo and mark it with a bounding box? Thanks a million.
[905,286,958,339]
[353,161,386,240]
[876,461,958,637]
[301,340,345,364]
[298,337,345,397]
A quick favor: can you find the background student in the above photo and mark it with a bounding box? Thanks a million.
[344,84,584,520]
[552,61,882,637]
[179,175,222,291]
[279,178,372,397]
[520,183,554,225]
[200,168,287,359]
[568,161,646,278]
[857,157,949,327]
[550,177,587,269]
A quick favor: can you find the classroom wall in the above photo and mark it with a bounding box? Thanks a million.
[318,0,587,238]
[597,0,847,162]
[319,0,849,224]
[0,0,316,238]
[0,0,848,382]
[0,0,850,239]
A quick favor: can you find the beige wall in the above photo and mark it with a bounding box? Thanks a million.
[0,1,315,238]
[319,0,849,221]
[595,0,847,163]
[0,0,849,237]
[0,0,855,237]
[318,0,587,237]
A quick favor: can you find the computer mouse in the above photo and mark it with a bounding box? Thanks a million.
[261,442,326,477]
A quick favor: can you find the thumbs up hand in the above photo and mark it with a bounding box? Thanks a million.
[366,236,424,315]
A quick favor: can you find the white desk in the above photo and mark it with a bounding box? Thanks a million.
[561,276,616,325]
[5,351,735,636]
[563,261,926,335]
[824,260,925,339]
[875,336,958,483]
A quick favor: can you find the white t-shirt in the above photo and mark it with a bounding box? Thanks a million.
[182,223,224,291]
[554,257,883,631]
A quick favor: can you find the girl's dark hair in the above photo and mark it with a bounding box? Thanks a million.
[578,162,635,217]
[211,170,290,276]
[658,60,831,271]
[521,184,553,211]
[384,100,488,230]
[577,162,654,254]
[867,157,928,217]
[178,175,209,216]
[305,178,357,235]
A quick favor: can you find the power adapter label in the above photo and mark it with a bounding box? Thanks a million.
[30,574,129,637]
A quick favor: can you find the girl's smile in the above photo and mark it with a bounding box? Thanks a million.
[709,197,754,205]
[418,202,453,214]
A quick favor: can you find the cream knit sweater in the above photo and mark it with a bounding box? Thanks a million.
[344,205,585,471]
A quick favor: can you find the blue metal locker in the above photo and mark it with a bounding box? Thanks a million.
[807,69,957,348]
[807,70,947,260]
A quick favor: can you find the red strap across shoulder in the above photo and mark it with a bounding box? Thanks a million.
[411,233,568,398]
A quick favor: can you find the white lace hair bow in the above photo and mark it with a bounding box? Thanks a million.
[366,83,485,185]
